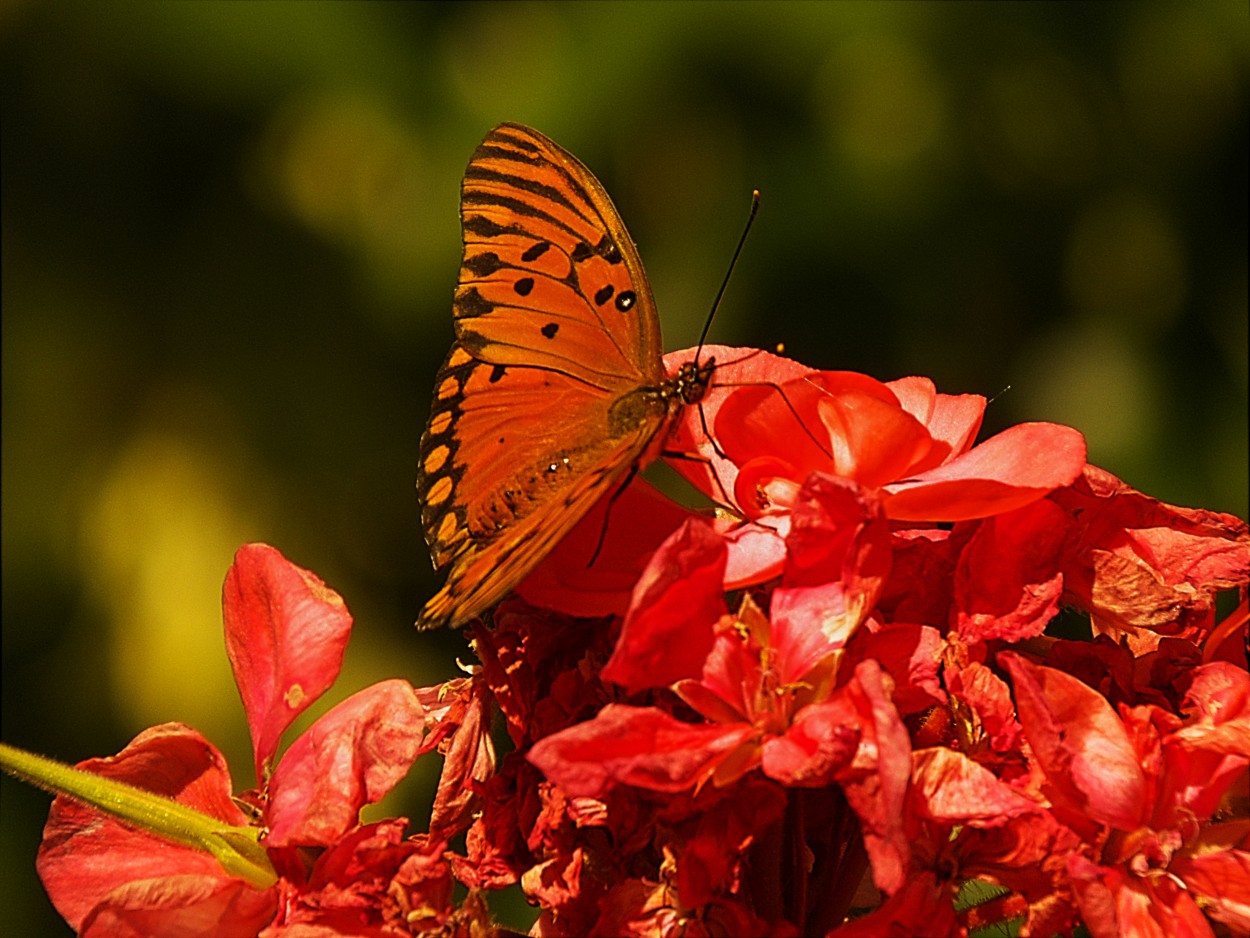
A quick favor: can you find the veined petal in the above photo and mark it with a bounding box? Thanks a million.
[527,704,756,797]
[884,423,1086,522]
[1002,653,1146,833]
[222,544,353,781]
[266,680,424,848]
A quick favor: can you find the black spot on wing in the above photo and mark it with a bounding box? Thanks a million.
[455,287,494,318]
[595,234,622,264]
[463,252,504,276]
[521,241,550,262]
[463,214,521,239]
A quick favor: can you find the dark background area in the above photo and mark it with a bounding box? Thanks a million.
[3,3,1246,933]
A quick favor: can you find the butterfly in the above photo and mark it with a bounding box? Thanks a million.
[416,123,715,630]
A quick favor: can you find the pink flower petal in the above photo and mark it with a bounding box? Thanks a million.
[223,544,353,780]
[884,422,1086,521]
[1001,652,1146,833]
[38,724,264,932]
[886,376,985,467]
[266,680,424,848]
[80,875,276,938]
[527,704,755,797]
[910,747,1039,827]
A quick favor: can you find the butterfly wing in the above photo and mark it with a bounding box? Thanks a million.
[417,123,671,630]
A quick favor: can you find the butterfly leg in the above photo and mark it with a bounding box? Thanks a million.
[587,462,644,567]
[659,447,734,510]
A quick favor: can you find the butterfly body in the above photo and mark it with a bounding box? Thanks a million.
[417,123,712,631]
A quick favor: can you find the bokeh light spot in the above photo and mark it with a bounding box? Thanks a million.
[1063,192,1185,331]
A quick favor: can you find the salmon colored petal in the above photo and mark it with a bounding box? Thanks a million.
[771,474,890,683]
[884,376,985,473]
[38,725,259,932]
[909,747,1039,827]
[954,499,1073,643]
[836,660,913,895]
[760,697,861,786]
[719,516,788,589]
[527,704,755,797]
[884,375,939,425]
[663,345,812,505]
[222,543,353,780]
[816,390,932,487]
[884,422,1086,521]
[79,876,276,938]
[266,680,424,848]
[1171,849,1250,933]
[1002,653,1146,834]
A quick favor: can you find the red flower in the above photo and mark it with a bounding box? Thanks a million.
[664,345,1087,586]
[1003,653,1250,938]
[529,475,914,895]
[1049,464,1250,647]
[36,544,436,936]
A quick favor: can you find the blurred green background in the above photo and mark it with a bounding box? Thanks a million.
[3,2,1246,933]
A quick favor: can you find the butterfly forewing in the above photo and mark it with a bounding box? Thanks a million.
[417,123,702,631]
[455,124,664,387]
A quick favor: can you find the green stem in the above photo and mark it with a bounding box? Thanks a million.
[0,741,278,890]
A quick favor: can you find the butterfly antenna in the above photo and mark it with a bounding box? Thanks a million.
[695,190,761,357]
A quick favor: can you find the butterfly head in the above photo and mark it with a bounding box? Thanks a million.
[675,357,716,407]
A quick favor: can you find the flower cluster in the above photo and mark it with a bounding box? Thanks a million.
[21,347,1250,936]
[33,545,476,937]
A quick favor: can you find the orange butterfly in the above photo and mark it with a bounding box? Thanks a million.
[416,123,714,630]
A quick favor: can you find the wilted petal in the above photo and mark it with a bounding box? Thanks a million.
[265,821,447,934]
[954,500,1072,643]
[266,680,424,847]
[1052,465,1250,638]
[761,698,861,787]
[1173,661,1250,755]
[849,623,946,716]
[946,660,1023,754]
[428,675,495,842]
[222,544,353,780]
